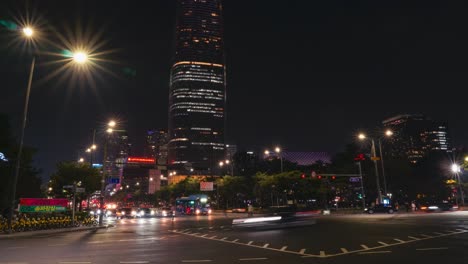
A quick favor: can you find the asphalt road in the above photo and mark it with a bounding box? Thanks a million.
[0,211,467,264]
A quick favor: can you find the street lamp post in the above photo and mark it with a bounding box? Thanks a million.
[8,27,36,232]
[98,120,116,226]
[358,133,382,203]
[275,147,283,173]
[451,164,465,206]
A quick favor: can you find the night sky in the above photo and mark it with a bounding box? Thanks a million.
[1,0,467,180]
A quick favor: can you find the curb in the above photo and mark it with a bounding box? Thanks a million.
[0,224,114,239]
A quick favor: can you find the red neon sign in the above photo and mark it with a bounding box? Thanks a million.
[127,157,155,163]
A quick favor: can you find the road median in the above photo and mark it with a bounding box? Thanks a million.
[0,224,114,239]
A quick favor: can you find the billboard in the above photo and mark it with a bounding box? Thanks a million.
[19,198,68,213]
[200,182,214,191]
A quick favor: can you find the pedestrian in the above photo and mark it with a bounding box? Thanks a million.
[411,201,416,212]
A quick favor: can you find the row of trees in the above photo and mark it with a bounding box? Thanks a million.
[149,144,465,209]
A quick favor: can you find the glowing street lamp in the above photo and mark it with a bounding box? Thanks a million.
[108,120,116,128]
[264,150,270,155]
[358,133,366,140]
[78,158,84,163]
[22,26,34,38]
[385,129,393,137]
[451,164,464,206]
[72,51,88,64]
[219,161,224,167]
[106,128,113,134]
[91,144,97,150]
[465,156,468,162]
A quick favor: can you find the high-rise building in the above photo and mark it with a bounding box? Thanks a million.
[168,0,226,173]
[382,114,451,163]
[225,144,237,160]
[146,129,169,165]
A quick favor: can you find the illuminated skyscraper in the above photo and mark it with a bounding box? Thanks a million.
[168,0,226,172]
[382,114,451,163]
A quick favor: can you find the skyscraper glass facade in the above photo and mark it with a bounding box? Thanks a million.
[168,0,225,172]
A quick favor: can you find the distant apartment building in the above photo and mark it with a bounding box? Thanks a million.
[382,114,451,163]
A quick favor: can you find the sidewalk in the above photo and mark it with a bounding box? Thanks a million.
[0,224,114,239]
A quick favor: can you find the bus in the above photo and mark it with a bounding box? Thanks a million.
[176,194,212,215]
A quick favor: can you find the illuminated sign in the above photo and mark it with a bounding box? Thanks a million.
[20,198,68,206]
[127,157,155,163]
[20,205,66,213]
[19,198,69,213]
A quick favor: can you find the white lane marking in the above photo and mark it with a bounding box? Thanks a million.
[198,228,203,230]
[299,249,306,254]
[208,227,213,229]
[280,246,287,251]
[181,260,212,263]
[340,248,348,253]
[320,251,326,257]
[393,239,405,243]
[48,243,67,246]
[201,234,208,237]
[209,236,217,239]
[221,237,228,240]
[239,258,268,261]
[455,229,465,232]
[420,234,432,238]
[120,262,149,264]
[408,236,420,240]
[416,247,448,251]
[262,243,269,248]
[192,233,200,236]
[360,244,369,249]
[378,241,388,246]
[358,251,391,255]
[220,226,224,228]
[247,241,254,245]
[433,232,443,235]
[232,239,239,242]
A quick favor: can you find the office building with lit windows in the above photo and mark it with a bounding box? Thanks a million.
[168,0,226,172]
[382,114,451,163]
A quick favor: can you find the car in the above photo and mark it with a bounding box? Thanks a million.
[105,209,119,219]
[194,207,212,215]
[120,207,138,218]
[420,202,458,212]
[364,204,397,214]
[137,208,156,218]
[156,207,174,217]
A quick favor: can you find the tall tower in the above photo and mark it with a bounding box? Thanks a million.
[168,0,226,173]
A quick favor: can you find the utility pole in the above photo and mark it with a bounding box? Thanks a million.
[378,139,388,196]
[99,136,108,226]
[72,182,76,226]
[357,162,366,209]
[371,139,382,203]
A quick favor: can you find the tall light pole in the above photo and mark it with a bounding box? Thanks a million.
[275,147,283,173]
[9,27,36,233]
[378,129,393,197]
[451,164,464,206]
[358,133,382,203]
[99,120,116,226]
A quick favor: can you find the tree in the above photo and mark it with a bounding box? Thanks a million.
[49,161,100,209]
[0,113,42,211]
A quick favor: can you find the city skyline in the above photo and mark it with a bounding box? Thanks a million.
[1,0,468,179]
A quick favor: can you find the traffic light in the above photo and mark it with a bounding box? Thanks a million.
[331,175,336,180]
[301,173,306,179]
[354,153,365,161]
[317,175,322,180]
